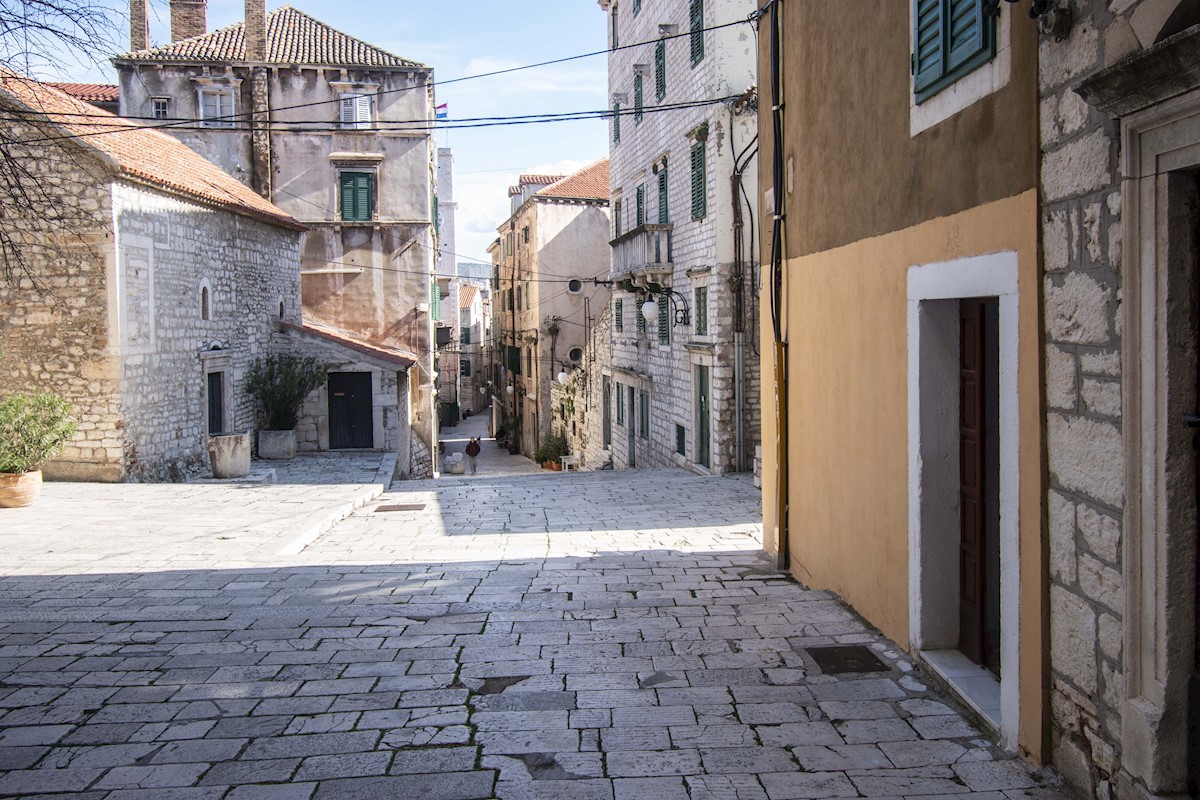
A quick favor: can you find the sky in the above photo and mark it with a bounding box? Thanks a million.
[68,0,610,266]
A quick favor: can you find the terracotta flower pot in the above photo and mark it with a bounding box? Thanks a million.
[0,470,42,508]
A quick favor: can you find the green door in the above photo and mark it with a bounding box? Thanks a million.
[697,365,710,468]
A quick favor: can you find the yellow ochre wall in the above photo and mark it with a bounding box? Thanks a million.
[759,190,1045,761]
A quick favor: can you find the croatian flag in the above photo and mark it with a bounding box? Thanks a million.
[435,103,448,120]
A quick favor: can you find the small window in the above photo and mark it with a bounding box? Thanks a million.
[636,185,645,227]
[526,348,532,374]
[654,40,667,101]
[639,390,650,439]
[199,88,235,128]
[569,347,583,362]
[523,226,529,243]
[913,0,995,104]
[278,301,285,318]
[690,0,705,65]
[152,97,170,120]
[340,171,374,221]
[460,359,471,377]
[658,298,670,344]
[568,278,583,293]
[690,141,706,220]
[634,73,644,123]
[676,423,686,455]
[695,286,708,335]
[339,93,372,129]
[200,285,211,320]
[611,4,619,47]
[633,0,641,15]
[616,381,625,425]
[462,328,471,345]
[615,298,624,332]
[657,167,669,224]
[517,285,523,310]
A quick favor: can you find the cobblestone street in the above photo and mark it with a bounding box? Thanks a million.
[0,467,1068,799]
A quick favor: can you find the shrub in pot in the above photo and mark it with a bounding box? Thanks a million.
[244,354,326,459]
[0,393,76,508]
[538,432,568,470]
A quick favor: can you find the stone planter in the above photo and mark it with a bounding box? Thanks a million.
[257,429,297,460]
[0,470,42,508]
[207,432,251,478]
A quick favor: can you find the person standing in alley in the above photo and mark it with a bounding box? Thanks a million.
[464,437,481,474]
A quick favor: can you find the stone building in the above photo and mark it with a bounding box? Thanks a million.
[456,284,488,418]
[491,162,612,459]
[1039,1,1200,796]
[112,0,439,476]
[598,0,759,474]
[757,0,1046,761]
[0,77,306,481]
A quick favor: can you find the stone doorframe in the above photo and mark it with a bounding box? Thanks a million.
[906,252,1021,750]
[1115,86,1200,796]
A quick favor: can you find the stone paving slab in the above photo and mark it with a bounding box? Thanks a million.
[0,467,1075,799]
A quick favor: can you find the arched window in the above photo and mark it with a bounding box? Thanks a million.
[200,283,211,320]
[278,300,285,318]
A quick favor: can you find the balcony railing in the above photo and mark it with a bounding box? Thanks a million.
[609,224,673,277]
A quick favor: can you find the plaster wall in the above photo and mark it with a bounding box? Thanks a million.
[758,190,1046,760]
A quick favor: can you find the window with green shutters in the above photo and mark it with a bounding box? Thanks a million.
[654,40,666,101]
[913,0,995,104]
[636,302,647,334]
[633,0,640,15]
[516,286,522,310]
[658,298,670,344]
[616,382,625,424]
[340,172,373,221]
[657,168,668,223]
[461,328,471,345]
[612,101,621,144]
[695,286,708,335]
[690,142,706,220]
[639,390,650,439]
[690,0,704,65]
[615,298,624,332]
[460,359,471,377]
[636,186,645,227]
[634,74,644,123]
[430,279,440,319]
[507,345,521,374]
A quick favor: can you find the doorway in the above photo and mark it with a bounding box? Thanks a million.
[207,371,225,434]
[602,377,612,448]
[697,365,711,468]
[328,372,373,449]
[627,384,636,468]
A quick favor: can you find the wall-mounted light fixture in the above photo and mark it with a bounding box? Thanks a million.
[640,282,690,326]
[983,0,1071,41]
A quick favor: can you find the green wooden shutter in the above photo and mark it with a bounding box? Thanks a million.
[690,142,706,220]
[695,286,708,335]
[636,186,645,227]
[655,40,666,100]
[616,382,625,424]
[340,173,356,221]
[615,298,623,331]
[612,101,621,144]
[507,345,521,374]
[634,74,644,122]
[639,391,650,438]
[460,359,471,377]
[431,279,440,319]
[690,0,704,64]
[357,174,372,220]
[658,297,670,344]
[636,302,646,333]
[946,0,988,71]
[913,0,945,96]
[657,168,668,224]
[633,0,641,15]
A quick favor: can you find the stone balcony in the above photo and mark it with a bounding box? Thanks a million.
[610,223,673,279]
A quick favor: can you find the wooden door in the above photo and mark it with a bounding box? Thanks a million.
[627,385,636,467]
[207,371,225,434]
[602,377,612,448]
[328,372,373,449]
[959,299,988,666]
[1189,177,1200,794]
[698,365,711,468]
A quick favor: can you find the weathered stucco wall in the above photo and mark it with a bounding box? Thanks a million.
[759,190,1046,759]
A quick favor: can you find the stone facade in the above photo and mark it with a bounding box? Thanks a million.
[599,0,759,475]
[1040,2,1200,797]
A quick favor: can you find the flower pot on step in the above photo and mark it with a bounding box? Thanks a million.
[0,470,42,508]
[258,429,297,460]
[208,432,251,478]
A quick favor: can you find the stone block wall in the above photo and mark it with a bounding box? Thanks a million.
[1038,1,1195,796]
[0,117,122,480]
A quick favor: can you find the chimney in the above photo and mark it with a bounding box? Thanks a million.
[169,0,206,41]
[244,0,266,62]
[130,0,150,50]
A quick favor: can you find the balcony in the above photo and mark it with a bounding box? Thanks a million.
[610,224,673,279]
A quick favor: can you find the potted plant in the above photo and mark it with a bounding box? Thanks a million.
[0,393,76,508]
[538,432,568,471]
[244,353,326,459]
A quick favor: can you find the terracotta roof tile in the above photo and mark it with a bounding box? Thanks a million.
[537,159,610,201]
[518,174,565,185]
[282,321,416,368]
[45,82,119,103]
[458,284,478,309]
[0,76,301,229]
[117,6,424,68]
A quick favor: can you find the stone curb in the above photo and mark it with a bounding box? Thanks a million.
[275,481,385,556]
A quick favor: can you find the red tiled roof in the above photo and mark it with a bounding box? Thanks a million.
[0,76,301,229]
[117,6,424,69]
[538,159,610,201]
[45,82,119,103]
[458,284,478,309]
[281,321,417,368]
[518,174,565,185]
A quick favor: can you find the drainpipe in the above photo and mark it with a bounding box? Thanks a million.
[766,0,789,571]
[730,94,759,474]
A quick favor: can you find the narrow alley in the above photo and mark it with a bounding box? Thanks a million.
[0,463,1067,799]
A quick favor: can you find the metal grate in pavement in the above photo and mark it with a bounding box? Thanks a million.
[374,503,426,512]
[805,645,890,674]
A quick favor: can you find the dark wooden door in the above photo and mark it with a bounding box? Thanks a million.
[627,385,636,468]
[328,372,373,449]
[959,299,990,667]
[602,377,612,447]
[1189,175,1200,795]
[698,365,711,468]
[207,371,224,434]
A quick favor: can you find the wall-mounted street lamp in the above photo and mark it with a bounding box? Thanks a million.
[640,283,691,327]
[983,0,1071,40]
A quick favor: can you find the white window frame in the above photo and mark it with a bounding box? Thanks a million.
[339,92,373,130]
[198,88,236,128]
[151,97,170,120]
